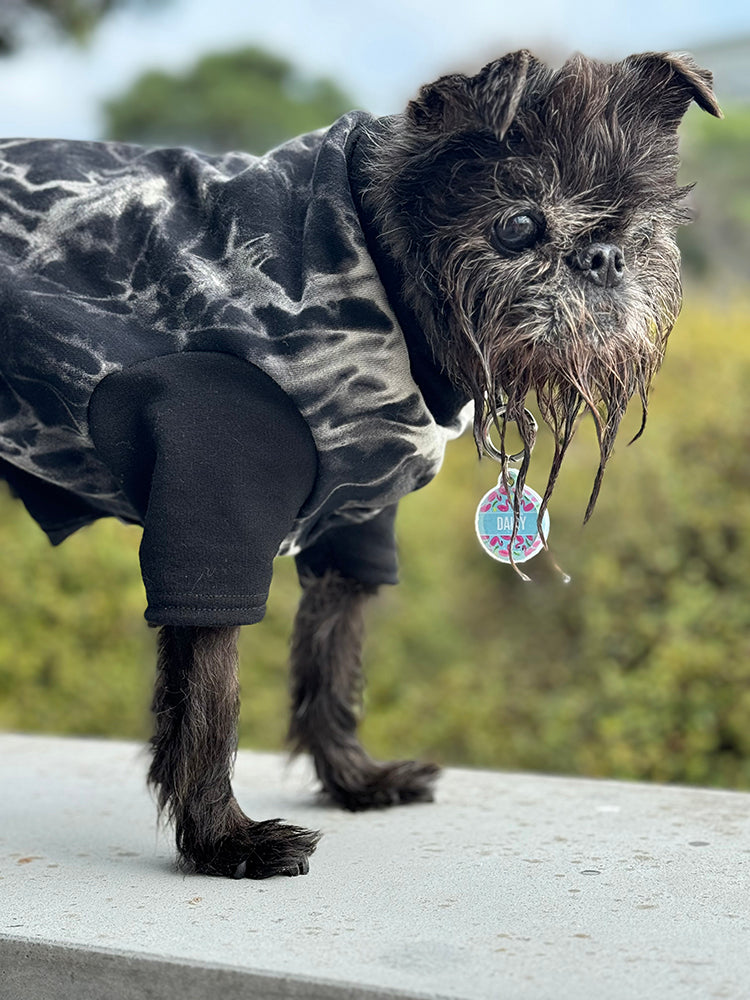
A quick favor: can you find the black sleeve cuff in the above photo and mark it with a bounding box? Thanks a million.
[295,504,399,587]
[143,595,268,627]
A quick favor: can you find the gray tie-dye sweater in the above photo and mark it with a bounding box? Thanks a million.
[0,111,469,623]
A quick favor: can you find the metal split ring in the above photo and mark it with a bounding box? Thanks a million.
[481,406,538,464]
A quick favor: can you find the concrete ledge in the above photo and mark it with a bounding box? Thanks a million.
[1,734,749,1000]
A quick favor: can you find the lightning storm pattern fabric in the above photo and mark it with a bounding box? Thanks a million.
[0,111,468,557]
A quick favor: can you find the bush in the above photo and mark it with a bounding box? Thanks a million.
[1,297,749,789]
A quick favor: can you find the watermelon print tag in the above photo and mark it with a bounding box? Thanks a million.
[475,467,550,565]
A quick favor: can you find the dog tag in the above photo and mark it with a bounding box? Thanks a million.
[475,467,549,565]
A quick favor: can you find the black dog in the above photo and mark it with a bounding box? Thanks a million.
[0,50,719,877]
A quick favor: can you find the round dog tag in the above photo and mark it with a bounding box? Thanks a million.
[475,468,549,564]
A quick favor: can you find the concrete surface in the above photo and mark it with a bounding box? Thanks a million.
[0,733,749,1000]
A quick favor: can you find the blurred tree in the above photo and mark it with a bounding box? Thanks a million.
[677,104,749,286]
[104,54,746,274]
[103,47,356,153]
[0,0,164,53]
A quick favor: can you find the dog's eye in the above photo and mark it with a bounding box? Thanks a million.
[492,212,545,253]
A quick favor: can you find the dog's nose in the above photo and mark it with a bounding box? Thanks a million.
[571,243,625,288]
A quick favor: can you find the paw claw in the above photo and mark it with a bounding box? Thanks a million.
[287,855,310,877]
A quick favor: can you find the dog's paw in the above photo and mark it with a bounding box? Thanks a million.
[186,818,321,879]
[322,758,441,812]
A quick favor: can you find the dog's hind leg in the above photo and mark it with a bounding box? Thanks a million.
[288,570,440,810]
[148,624,320,878]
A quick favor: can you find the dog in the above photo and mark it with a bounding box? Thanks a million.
[0,50,720,878]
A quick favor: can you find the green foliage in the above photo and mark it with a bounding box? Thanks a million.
[0,0,163,53]
[0,512,153,737]
[1,298,749,790]
[678,103,750,285]
[362,295,750,788]
[103,47,356,153]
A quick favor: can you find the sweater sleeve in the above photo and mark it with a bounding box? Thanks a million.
[294,503,399,588]
[89,351,317,626]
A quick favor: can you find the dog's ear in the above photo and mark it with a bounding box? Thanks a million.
[406,72,478,133]
[407,50,536,139]
[471,50,538,139]
[621,52,723,124]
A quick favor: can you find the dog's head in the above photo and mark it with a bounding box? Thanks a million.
[364,50,721,519]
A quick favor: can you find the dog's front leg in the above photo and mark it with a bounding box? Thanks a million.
[288,570,440,810]
[148,624,320,878]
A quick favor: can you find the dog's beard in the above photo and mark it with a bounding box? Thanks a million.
[435,258,679,526]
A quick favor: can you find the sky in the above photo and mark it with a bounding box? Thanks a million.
[0,0,747,140]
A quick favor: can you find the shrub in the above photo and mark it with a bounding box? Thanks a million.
[1,297,748,789]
